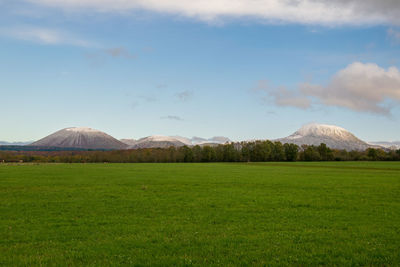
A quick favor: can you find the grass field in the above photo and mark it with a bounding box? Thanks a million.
[1,162,400,266]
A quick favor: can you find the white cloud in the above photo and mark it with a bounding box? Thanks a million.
[300,62,400,115]
[25,0,400,25]
[261,62,400,115]
[0,26,93,47]
[253,80,311,109]
[271,87,311,109]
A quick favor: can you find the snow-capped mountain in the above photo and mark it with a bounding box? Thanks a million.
[30,127,127,150]
[171,136,193,146]
[126,135,231,149]
[120,139,137,146]
[2,124,394,152]
[128,135,187,149]
[25,128,231,150]
[190,136,231,145]
[277,123,375,151]
[368,141,400,150]
[208,136,231,144]
[191,136,208,144]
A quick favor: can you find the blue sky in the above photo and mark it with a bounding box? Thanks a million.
[1,0,400,142]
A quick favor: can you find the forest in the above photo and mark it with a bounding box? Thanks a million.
[1,141,399,163]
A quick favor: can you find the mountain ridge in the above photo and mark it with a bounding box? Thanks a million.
[2,124,394,151]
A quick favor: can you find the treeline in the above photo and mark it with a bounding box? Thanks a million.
[0,141,399,163]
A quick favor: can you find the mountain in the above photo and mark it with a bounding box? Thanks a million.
[188,136,231,145]
[128,135,187,149]
[171,136,193,146]
[204,136,231,144]
[126,135,231,149]
[277,123,375,151]
[30,127,128,150]
[120,139,137,146]
[369,141,400,150]
[0,141,32,146]
[191,136,207,144]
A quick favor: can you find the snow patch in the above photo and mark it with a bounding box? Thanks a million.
[171,136,193,145]
[293,123,353,140]
[66,127,101,133]
[126,135,231,147]
[287,134,302,140]
[145,135,183,142]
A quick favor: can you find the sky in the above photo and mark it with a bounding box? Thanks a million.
[1,0,400,142]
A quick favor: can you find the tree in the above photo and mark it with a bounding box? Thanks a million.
[367,148,378,161]
[318,143,333,161]
[240,142,251,162]
[179,146,194,162]
[272,142,285,161]
[192,145,202,162]
[201,146,216,162]
[284,143,298,161]
[303,146,321,161]
[223,144,237,162]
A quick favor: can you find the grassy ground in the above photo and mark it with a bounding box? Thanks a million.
[1,162,399,266]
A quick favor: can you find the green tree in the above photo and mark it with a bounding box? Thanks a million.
[318,143,333,161]
[201,146,216,162]
[179,146,194,162]
[303,146,321,161]
[367,148,377,161]
[272,142,286,161]
[284,143,298,161]
[192,145,202,162]
[223,144,237,162]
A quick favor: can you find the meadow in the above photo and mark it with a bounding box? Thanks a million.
[1,162,399,266]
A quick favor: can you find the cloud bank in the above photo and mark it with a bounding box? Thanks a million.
[301,62,400,114]
[25,0,400,25]
[260,62,400,115]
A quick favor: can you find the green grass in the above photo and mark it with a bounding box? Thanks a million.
[1,162,400,266]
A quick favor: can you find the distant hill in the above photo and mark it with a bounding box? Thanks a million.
[120,139,137,146]
[190,136,231,145]
[127,136,187,149]
[368,141,400,150]
[0,141,32,146]
[126,135,231,149]
[30,127,127,150]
